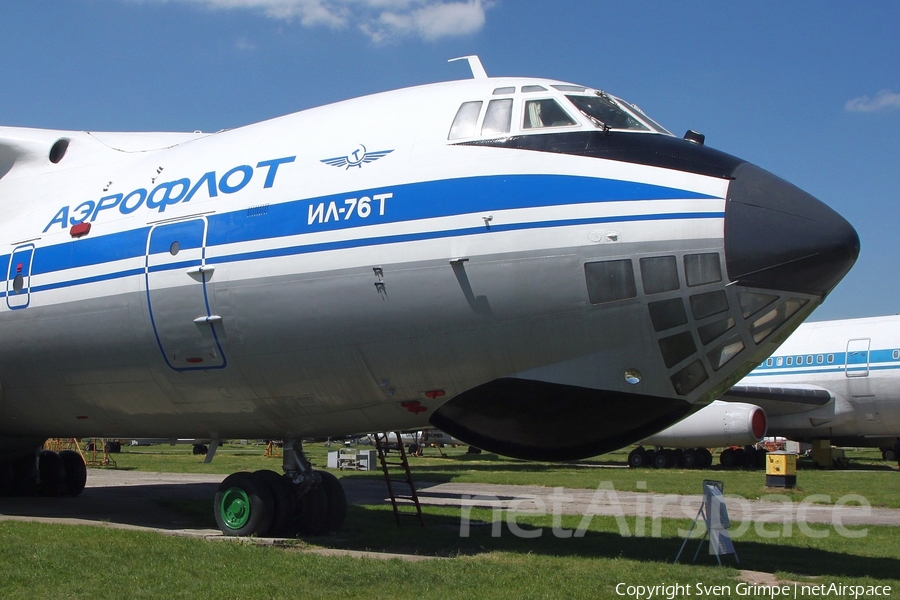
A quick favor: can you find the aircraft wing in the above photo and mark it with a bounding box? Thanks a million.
[721,384,833,417]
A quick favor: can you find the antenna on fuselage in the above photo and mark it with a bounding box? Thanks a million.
[448,55,488,79]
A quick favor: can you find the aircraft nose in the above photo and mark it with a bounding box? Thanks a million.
[724,162,859,296]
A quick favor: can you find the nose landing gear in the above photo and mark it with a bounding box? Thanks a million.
[213,439,347,537]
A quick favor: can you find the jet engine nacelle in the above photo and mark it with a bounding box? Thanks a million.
[641,400,766,448]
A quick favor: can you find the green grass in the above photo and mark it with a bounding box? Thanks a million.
[2,505,899,599]
[3,443,898,599]
[111,442,900,508]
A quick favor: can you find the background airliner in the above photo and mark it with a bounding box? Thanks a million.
[632,315,900,468]
[0,57,858,536]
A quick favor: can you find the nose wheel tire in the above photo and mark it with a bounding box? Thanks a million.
[297,481,328,536]
[214,470,348,537]
[318,470,348,534]
[215,472,275,536]
[254,469,297,537]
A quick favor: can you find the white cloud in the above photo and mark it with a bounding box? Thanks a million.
[845,90,900,113]
[142,0,489,41]
[369,1,487,43]
[177,0,348,27]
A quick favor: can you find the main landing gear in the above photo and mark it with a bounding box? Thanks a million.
[627,446,713,469]
[0,449,87,497]
[214,439,347,537]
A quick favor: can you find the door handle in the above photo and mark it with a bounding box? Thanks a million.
[194,315,223,324]
[186,265,215,276]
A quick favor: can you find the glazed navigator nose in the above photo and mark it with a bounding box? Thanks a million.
[724,162,860,296]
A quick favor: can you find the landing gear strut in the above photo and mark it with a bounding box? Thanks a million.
[213,439,347,537]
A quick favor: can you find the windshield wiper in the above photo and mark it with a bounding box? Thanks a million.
[579,110,611,134]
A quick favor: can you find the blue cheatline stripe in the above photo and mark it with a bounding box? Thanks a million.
[205,174,719,247]
[23,174,718,279]
[30,267,146,294]
[5,173,723,296]
[148,220,205,255]
[752,348,900,375]
[147,259,203,274]
[746,364,900,379]
[746,367,843,377]
[748,359,900,378]
[31,227,151,276]
[206,211,723,266]
[15,211,724,296]
[871,349,899,362]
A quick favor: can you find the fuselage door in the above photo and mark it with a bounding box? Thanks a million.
[6,244,35,310]
[146,218,226,371]
[845,338,870,378]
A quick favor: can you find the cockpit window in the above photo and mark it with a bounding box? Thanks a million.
[624,102,673,135]
[566,94,650,131]
[552,85,587,93]
[523,99,577,129]
[482,98,513,136]
[448,101,483,140]
[449,85,672,141]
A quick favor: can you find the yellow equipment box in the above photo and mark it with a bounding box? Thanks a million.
[765,451,797,488]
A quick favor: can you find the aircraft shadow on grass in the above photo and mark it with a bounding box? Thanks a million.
[333,505,900,581]
[2,480,899,582]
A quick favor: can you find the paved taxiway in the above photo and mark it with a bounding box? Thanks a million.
[1,469,899,536]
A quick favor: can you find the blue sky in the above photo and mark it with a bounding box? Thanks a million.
[2,1,897,321]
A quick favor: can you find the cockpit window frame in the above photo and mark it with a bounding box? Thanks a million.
[482,98,514,136]
[623,101,673,136]
[552,84,587,93]
[447,83,673,142]
[448,100,484,141]
[565,93,653,132]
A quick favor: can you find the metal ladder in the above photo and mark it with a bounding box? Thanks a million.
[372,431,426,526]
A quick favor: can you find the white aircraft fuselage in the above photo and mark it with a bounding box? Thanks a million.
[735,315,900,445]
[639,315,900,460]
[0,68,859,467]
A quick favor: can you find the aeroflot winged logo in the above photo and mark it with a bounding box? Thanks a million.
[321,145,393,170]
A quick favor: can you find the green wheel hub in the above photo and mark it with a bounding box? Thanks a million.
[219,486,252,530]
